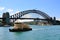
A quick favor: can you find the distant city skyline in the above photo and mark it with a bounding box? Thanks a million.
[0,0,60,20]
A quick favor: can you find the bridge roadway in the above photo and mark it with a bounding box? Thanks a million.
[0,18,51,21]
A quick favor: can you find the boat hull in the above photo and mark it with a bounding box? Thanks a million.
[9,28,32,32]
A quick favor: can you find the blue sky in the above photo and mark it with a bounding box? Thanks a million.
[0,0,60,19]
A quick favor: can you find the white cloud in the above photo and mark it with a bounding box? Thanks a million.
[6,9,15,15]
[7,9,20,15]
[15,11,20,13]
[0,7,5,11]
[56,18,60,21]
[7,9,13,12]
[22,14,32,18]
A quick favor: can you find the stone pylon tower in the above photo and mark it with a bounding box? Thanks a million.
[2,12,10,25]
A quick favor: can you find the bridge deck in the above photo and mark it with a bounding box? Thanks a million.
[0,18,51,21]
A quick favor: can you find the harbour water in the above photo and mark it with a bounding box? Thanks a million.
[0,25,60,40]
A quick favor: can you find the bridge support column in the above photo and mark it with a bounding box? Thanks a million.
[49,17,56,25]
[53,17,56,25]
[2,12,10,25]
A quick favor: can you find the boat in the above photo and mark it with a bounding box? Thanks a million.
[9,28,32,32]
[9,19,32,32]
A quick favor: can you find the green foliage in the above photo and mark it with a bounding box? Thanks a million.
[24,21,37,25]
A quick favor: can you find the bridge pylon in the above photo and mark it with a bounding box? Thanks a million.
[2,12,10,25]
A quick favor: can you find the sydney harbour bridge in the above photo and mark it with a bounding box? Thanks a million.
[0,9,58,25]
